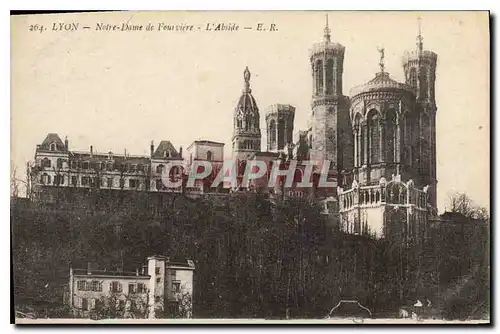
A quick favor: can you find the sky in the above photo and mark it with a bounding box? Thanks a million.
[11,11,490,212]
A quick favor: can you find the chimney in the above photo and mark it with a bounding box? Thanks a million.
[64,136,69,150]
[179,146,183,159]
[124,149,127,158]
[150,141,154,157]
[90,145,93,158]
[87,262,92,275]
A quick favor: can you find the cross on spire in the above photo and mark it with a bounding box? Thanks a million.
[377,47,385,73]
[324,14,331,42]
[417,16,424,52]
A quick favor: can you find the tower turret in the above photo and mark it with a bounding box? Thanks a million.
[403,18,438,103]
[309,14,353,181]
[265,104,295,152]
[402,18,438,211]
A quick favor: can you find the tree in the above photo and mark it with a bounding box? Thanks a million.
[88,291,151,319]
[447,192,489,220]
[11,166,19,198]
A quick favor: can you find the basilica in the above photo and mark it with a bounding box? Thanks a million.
[31,17,438,243]
[231,17,438,241]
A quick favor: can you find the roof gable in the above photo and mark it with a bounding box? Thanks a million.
[152,141,179,159]
[39,133,66,151]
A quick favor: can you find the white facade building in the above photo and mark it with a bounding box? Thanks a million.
[67,255,195,319]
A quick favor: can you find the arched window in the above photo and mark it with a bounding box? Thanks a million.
[354,115,362,167]
[49,142,56,151]
[386,109,396,163]
[315,59,323,94]
[54,175,64,185]
[368,110,380,164]
[237,118,242,129]
[206,150,213,161]
[269,120,276,148]
[278,119,286,150]
[156,164,164,174]
[169,166,178,179]
[294,168,303,184]
[325,58,334,94]
[156,178,163,190]
[164,150,170,158]
[42,158,51,168]
[420,70,428,99]
[409,68,417,88]
[245,115,252,131]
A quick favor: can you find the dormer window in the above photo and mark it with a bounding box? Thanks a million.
[206,150,213,161]
[49,142,57,151]
[164,150,171,158]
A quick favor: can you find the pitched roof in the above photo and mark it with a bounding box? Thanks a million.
[38,133,66,151]
[152,141,180,159]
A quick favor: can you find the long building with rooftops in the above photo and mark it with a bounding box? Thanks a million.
[30,133,227,199]
[30,16,438,249]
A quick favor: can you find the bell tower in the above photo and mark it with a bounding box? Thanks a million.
[309,15,353,179]
[232,67,262,162]
[402,18,438,210]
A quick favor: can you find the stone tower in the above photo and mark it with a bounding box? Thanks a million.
[402,18,438,211]
[309,15,353,178]
[232,66,262,162]
[265,104,295,153]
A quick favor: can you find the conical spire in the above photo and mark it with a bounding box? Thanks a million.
[416,17,424,53]
[243,66,251,93]
[324,14,331,42]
